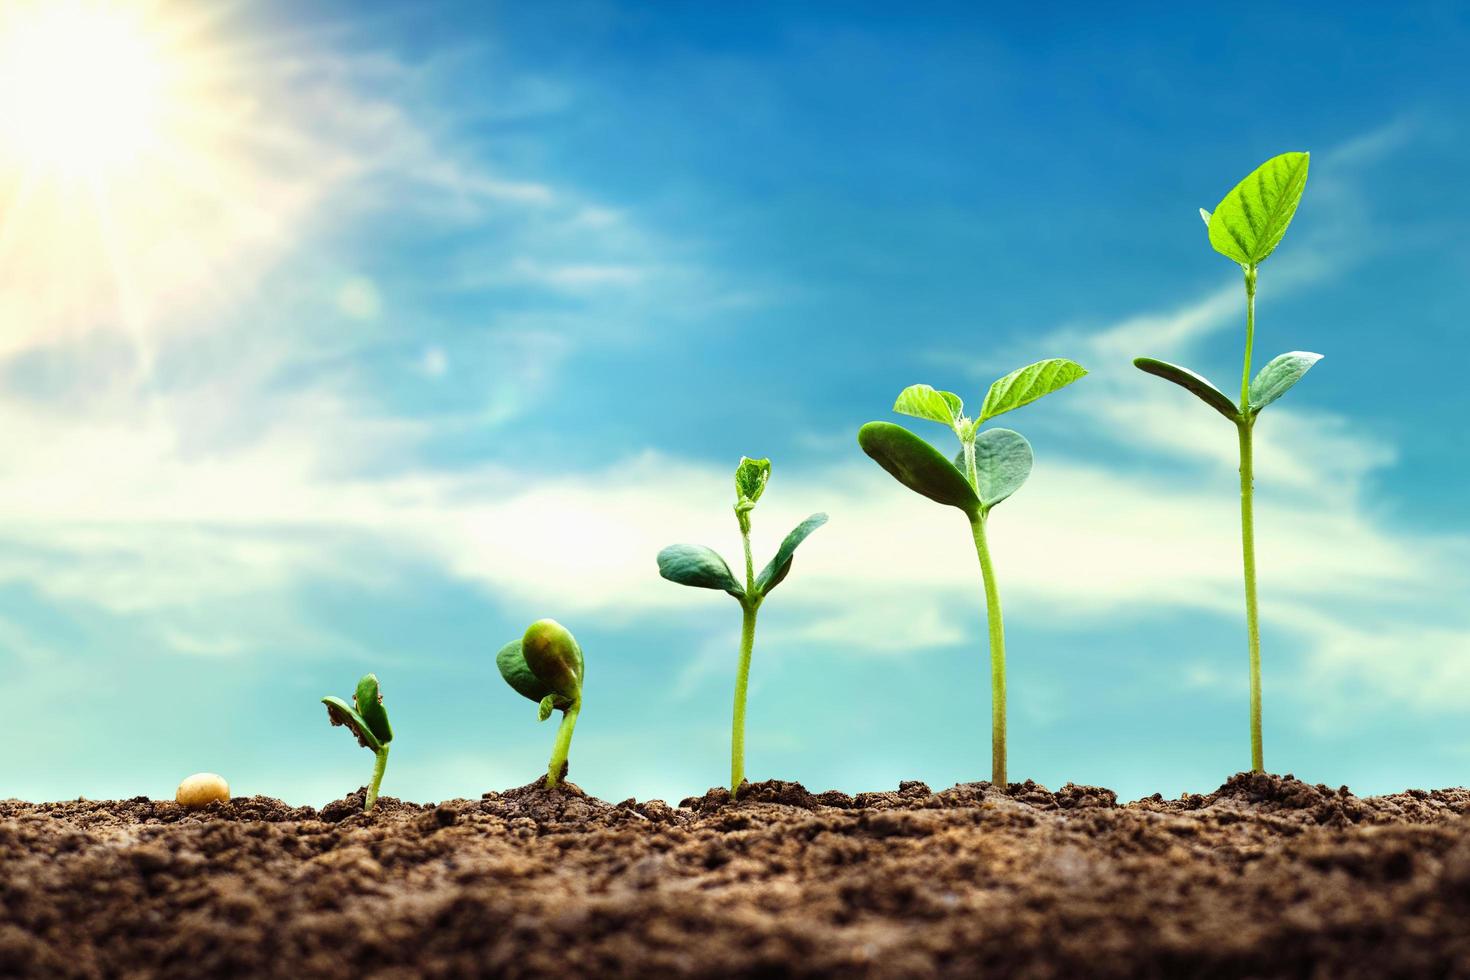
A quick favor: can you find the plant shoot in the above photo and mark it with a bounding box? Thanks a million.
[497,618,586,789]
[322,673,394,812]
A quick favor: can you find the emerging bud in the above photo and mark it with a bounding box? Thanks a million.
[521,618,583,703]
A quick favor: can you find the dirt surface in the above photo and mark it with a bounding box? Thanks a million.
[3,772,1469,978]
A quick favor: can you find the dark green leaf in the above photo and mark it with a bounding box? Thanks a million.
[497,640,553,704]
[734,456,771,505]
[353,674,392,745]
[858,421,980,519]
[755,513,829,595]
[973,428,1033,509]
[657,544,745,598]
[1133,357,1240,421]
[521,618,583,701]
[1249,351,1322,414]
[893,384,964,429]
[979,358,1087,422]
[322,695,382,753]
[1207,152,1310,266]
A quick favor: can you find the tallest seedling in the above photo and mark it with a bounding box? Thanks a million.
[1134,152,1320,772]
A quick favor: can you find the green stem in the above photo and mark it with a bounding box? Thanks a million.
[365,744,389,812]
[1238,264,1263,773]
[970,514,1007,787]
[731,601,758,795]
[545,700,581,788]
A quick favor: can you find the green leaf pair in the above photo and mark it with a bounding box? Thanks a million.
[322,674,394,812]
[497,619,585,788]
[1135,351,1321,420]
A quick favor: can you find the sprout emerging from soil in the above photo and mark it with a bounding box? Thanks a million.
[322,673,394,812]
[497,619,585,789]
[657,457,827,796]
[1134,152,1317,773]
[858,359,1086,786]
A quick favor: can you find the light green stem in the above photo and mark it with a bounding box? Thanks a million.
[545,700,581,788]
[970,514,1007,787]
[365,744,389,812]
[1238,264,1263,773]
[731,601,758,795]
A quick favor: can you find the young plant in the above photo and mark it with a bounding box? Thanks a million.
[657,457,827,796]
[858,358,1086,787]
[497,619,585,789]
[1133,152,1318,773]
[322,673,394,812]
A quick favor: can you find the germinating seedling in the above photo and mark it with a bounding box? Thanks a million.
[1134,152,1318,773]
[322,673,394,812]
[497,619,585,789]
[858,359,1086,787]
[658,457,827,796]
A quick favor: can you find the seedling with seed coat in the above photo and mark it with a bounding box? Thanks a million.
[657,457,827,795]
[497,619,585,789]
[858,358,1086,786]
[322,673,394,812]
[1134,152,1318,773]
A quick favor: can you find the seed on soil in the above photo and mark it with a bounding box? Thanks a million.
[175,772,230,808]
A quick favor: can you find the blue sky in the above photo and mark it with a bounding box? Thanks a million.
[3,0,1469,804]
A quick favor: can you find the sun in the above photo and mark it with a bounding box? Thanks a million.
[0,1,173,178]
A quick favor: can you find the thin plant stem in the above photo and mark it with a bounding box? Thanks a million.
[1237,264,1263,773]
[970,514,1007,787]
[365,744,389,812]
[545,700,581,788]
[730,601,758,795]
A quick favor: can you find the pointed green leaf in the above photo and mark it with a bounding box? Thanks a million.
[657,544,745,598]
[979,358,1087,422]
[322,696,382,753]
[497,640,554,704]
[538,694,555,722]
[734,456,771,505]
[755,513,828,595]
[1133,357,1240,421]
[354,674,393,745]
[858,421,980,519]
[973,428,1033,509]
[1206,152,1309,266]
[521,618,583,701]
[893,384,964,429]
[1249,351,1322,414]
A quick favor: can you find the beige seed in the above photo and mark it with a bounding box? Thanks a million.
[175,772,230,808]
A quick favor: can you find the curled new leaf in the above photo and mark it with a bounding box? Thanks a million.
[1133,357,1240,421]
[1206,152,1310,266]
[735,456,771,505]
[859,421,981,519]
[893,384,964,429]
[973,428,1033,509]
[1249,351,1322,414]
[656,544,745,598]
[979,358,1088,422]
[322,695,382,753]
[354,673,393,745]
[755,512,829,595]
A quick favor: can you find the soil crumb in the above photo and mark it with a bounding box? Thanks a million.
[2,773,1468,978]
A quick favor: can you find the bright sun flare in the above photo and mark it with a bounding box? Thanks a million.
[0,1,174,177]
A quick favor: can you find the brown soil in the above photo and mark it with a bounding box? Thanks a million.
[3,772,1469,978]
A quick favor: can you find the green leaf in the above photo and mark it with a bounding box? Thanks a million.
[1249,351,1322,414]
[858,421,980,519]
[1199,208,1212,226]
[893,384,964,429]
[973,428,1033,509]
[1133,357,1240,422]
[734,456,771,505]
[979,358,1087,422]
[322,696,382,753]
[755,513,829,595]
[538,694,556,722]
[657,544,745,598]
[1206,152,1310,266]
[521,618,583,701]
[497,640,553,704]
[354,674,393,745]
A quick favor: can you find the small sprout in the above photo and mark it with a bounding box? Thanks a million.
[1133,151,1317,773]
[322,673,394,812]
[497,618,585,789]
[859,358,1086,787]
[175,772,229,808]
[658,457,827,796]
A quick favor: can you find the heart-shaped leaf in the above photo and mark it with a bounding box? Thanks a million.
[979,358,1087,422]
[656,544,745,598]
[973,428,1033,509]
[354,674,393,745]
[1133,357,1240,422]
[1249,351,1322,414]
[734,456,770,505]
[497,639,553,704]
[893,384,964,429]
[756,512,828,595]
[1206,152,1309,266]
[322,696,382,753]
[859,421,980,519]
